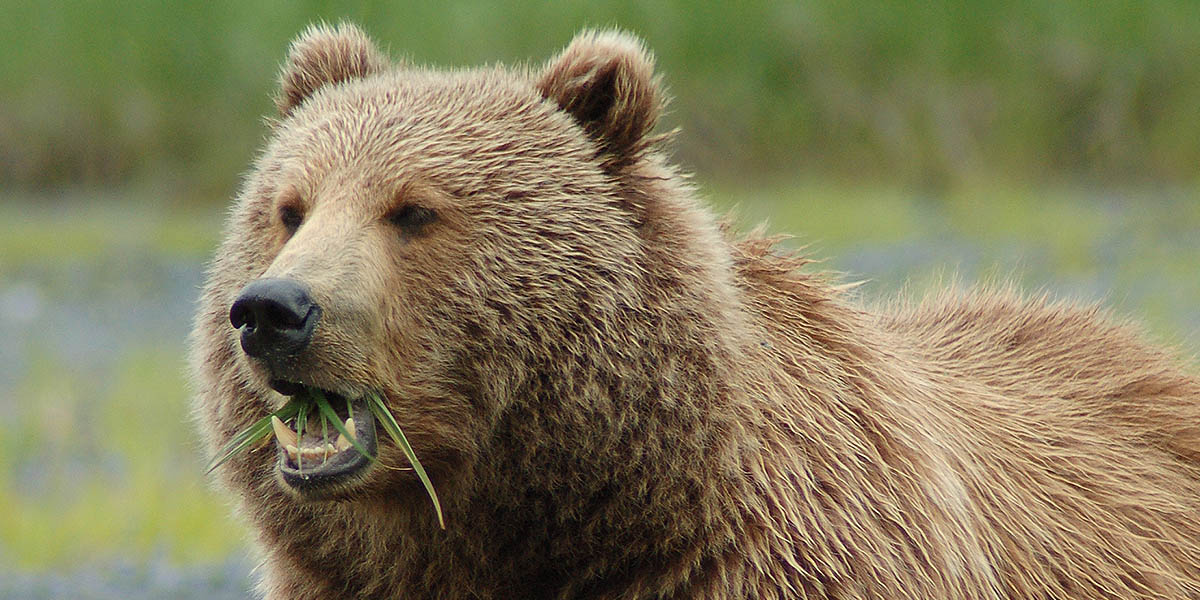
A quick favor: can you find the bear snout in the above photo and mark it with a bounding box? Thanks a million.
[229,277,321,361]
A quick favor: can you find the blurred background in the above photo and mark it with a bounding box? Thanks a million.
[1,1,1197,597]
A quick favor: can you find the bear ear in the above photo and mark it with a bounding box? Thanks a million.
[536,30,664,165]
[276,22,389,117]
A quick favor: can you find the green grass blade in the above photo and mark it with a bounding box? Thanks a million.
[295,401,308,471]
[296,401,308,437]
[206,402,301,474]
[206,416,271,474]
[367,392,444,528]
[310,389,373,460]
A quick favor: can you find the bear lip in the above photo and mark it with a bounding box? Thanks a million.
[272,385,379,498]
[269,378,307,396]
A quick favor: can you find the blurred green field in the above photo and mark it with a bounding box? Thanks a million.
[1,184,1196,574]
[0,195,236,570]
[2,349,244,568]
[3,1,1200,198]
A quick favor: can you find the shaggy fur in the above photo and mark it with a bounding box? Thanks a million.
[191,23,1200,599]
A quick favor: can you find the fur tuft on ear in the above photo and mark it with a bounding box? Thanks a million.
[536,30,665,166]
[276,22,389,116]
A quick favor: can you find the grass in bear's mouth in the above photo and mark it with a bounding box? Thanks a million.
[207,388,444,528]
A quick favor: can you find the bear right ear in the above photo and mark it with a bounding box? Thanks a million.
[276,22,389,117]
[536,30,664,167]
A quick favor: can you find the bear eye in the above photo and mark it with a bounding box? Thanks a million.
[386,204,438,236]
[278,204,304,234]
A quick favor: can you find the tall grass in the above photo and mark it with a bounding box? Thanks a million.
[2,1,1199,198]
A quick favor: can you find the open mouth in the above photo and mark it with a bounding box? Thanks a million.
[204,376,443,524]
[268,380,378,494]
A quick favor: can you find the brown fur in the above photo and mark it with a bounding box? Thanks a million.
[191,24,1200,599]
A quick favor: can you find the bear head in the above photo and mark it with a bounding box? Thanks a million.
[193,23,739,516]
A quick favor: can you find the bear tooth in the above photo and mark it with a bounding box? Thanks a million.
[344,417,356,441]
[325,443,336,457]
[271,416,298,448]
[335,433,351,452]
[285,444,300,462]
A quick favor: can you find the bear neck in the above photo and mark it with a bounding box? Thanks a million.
[442,210,757,597]
[426,239,958,599]
[460,300,750,597]
[399,187,896,597]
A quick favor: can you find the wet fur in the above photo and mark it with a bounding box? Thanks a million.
[191,23,1200,599]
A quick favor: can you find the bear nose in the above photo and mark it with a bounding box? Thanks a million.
[229,278,320,359]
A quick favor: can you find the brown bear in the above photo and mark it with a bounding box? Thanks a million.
[191,23,1200,600]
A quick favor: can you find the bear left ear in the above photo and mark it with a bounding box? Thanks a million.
[276,22,389,117]
[536,30,664,166]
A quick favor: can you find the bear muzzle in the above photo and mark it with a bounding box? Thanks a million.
[230,277,321,362]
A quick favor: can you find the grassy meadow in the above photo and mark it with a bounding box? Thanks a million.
[1,1,1198,597]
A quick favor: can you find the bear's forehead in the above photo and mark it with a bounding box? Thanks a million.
[258,68,601,200]
[268,68,583,177]
[287,70,561,146]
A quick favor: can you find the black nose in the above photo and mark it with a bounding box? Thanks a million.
[229,278,320,359]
